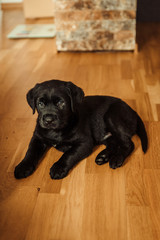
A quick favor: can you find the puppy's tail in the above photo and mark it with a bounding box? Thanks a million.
[136,114,148,153]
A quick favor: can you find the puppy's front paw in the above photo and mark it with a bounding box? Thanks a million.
[14,161,35,179]
[50,162,69,180]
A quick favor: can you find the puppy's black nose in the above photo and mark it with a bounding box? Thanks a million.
[43,114,57,124]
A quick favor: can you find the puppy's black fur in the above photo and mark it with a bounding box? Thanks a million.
[14,80,148,179]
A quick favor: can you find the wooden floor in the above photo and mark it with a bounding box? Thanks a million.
[0,9,160,240]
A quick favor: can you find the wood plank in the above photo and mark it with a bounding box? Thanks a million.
[25,160,86,240]
[0,185,38,240]
[82,172,127,240]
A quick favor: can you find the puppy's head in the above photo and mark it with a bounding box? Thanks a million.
[27,80,84,130]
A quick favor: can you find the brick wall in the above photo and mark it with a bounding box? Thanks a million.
[53,0,137,51]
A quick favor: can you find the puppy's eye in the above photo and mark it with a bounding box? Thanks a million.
[56,99,65,109]
[38,101,45,108]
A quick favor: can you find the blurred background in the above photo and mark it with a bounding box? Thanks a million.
[1,0,160,21]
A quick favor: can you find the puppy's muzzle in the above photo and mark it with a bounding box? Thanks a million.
[43,114,58,126]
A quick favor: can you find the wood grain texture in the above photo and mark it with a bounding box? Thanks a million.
[0,9,160,240]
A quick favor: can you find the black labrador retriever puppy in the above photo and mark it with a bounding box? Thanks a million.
[14,80,148,179]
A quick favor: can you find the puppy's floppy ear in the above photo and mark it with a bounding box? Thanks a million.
[26,84,39,114]
[65,81,84,112]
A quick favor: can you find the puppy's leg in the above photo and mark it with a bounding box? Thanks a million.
[14,136,48,179]
[102,102,136,169]
[95,136,134,169]
[108,137,134,169]
[95,149,110,165]
[95,137,117,165]
[50,143,93,179]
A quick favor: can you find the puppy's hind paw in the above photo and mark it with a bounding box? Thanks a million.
[95,149,109,165]
[109,155,124,169]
